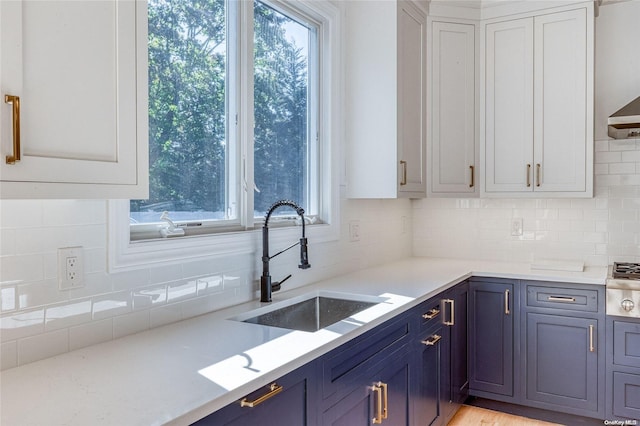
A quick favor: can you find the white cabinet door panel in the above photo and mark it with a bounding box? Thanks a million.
[0,0,147,198]
[534,8,587,193]
[398,2,426,196]
[430,21,476,194]
[485,18,534,193]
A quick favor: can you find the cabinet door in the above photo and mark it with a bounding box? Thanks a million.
[429,21,476,195]
[533,8,588,193]
[0,0,148,199]
[397,1,426,197]
[322,350,411,426]
[525,313,599,412]
[484,18,534,193]
[612,372,640,420]
[448,282,468,408]
[194,364,314,425]
[613,319,640,368]
[469,280,515,397]
[416,325,448,426]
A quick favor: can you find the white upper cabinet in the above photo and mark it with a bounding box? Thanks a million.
[428,19,478,196]
[346,0,426,199]
[484,17,534,193]
[0,0,148,199]
[482,3,594,197]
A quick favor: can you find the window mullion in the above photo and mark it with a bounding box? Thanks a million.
[240,0,255,229]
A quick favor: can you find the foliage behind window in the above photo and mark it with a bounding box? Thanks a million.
[131,0,314,226]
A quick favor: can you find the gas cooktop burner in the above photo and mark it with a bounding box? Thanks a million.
[612,262,640,279]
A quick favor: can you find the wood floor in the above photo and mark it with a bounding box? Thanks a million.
[448,405,563,426]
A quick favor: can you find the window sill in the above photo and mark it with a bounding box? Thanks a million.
[108,200,339,273]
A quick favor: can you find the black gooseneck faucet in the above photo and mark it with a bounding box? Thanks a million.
[261,199,311,302]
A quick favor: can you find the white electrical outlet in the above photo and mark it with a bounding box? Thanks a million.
[58,247,84,290]
[511,218,524,237]
[349,220,361,242]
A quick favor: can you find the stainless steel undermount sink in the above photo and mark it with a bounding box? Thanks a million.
[232,292,385,332]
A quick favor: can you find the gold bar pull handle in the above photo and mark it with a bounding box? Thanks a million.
[380,381,388,420]
[526,164,531,187]
[548,296,576,303]
[400,160,407,186]
[469,165,475,188]
[5,95,21,164]
[422,334,442,346]
[239,383,284,408]
[443,299,454,326]
[536,163,541,187]
[589,325,595,352]
[371,382,383,424]
[422,308,440,320]
[504,289,510,315]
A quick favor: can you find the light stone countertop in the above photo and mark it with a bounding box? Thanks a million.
[0,257,607,426]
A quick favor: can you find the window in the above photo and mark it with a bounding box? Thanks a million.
[109,0,340,270]
[128,0,323,240]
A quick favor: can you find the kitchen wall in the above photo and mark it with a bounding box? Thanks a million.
[413,0,640,267]
[2,0,639,371]
[0,198,412,369]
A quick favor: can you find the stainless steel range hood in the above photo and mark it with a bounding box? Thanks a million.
[608,96,640,139]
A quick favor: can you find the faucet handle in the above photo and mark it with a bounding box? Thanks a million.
[272,274,292,292]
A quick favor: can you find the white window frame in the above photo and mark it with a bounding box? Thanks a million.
[108,0,341,272]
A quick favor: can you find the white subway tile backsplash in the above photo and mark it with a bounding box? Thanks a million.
[42,200,106,227]
[620,150,640,162]
[609,162,636,175]
[0,254,44,283]
[0,200,43,228]
[411,140,640,267]
[596,174,622,187]
[17,329,68,365]
[620,175,640,185]
[1,341,17,370]
[17,279,67,309]
[1,308,45,341]
[167,280,197,303]
[69,318,113,351]
[45,300,92,331]
[92,291,132,320]
[149,303,182,329]
[594,163,608,175]
[595,151,622,163]
[110,268,150,292]
[0,229,16,256]
[1,287,16,312]
[149,263,184,285]
[132,284,167,310]
[196,275,223,296]
[609,140,638,151]
[113,310,150,339]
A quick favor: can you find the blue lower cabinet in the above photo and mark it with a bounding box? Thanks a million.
[613,319,640,368]
[469,279,517,399]
[321,348,412,426]
[612,371,640,419]
[447,281,469,416]
[413,281,469,426]
[525,313,600,413]
[416,323,448,426]
[192,363,315,425]
[607,316,640,420]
